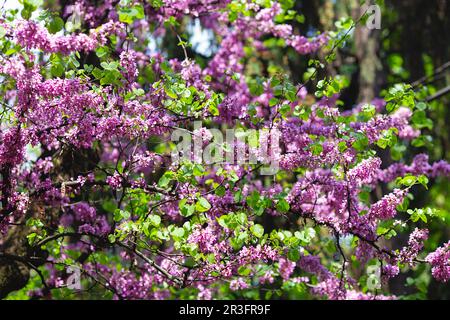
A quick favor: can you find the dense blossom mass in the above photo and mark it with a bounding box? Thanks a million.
[0,0,449,300]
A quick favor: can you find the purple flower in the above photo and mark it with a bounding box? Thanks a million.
[369,189,406,220]
[425,241,450,282]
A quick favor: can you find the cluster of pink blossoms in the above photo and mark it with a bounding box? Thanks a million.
[15,19,125,54]
[347,157,382,186]
[398,228,429,265]
[425,241,450,282]
[0,0,449,301]
[368,189,406,220]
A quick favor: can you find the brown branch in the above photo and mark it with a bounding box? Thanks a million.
[34,231,183,287]
[425,85,450,102]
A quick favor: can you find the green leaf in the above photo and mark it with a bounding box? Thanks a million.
[215,185,226,197]
[391,143,406,161]
[96,46,109,58]
[193,164,205,177]
[164,16,180,27]
[285,89,297,102]
[411,110,433,130]
[92,67,103,79]
[0,26,6,39]
[238,265,251,276]
[397,175,417,187]
[295,227,316,244]
[179,198,195,217]
[417,175,429,189]
[412,135,432,148]
[338,141,348,152]
[108,234,116,243]
[287,248,300,262]
[310,143,323,156]
[150,0,164,8]
[171,227,185,239]
[26,218,44,228]
[358,191,370,204]
[47,16,64,34]
[49,53,64,77]
[99,69,122,85]
[269,98,279,107]
[416,102,427,110]
[118,4,145,24]
[352,134,369,151]
[361,103,376,116]
[164,85,178,99]
[250,224,264,238]
[100,61,119,71]
[27,232,38,245]
[276,199,290,213]
[114,209,130,222]
[158,171,174,188]
[195,197,211,212]
[21,0,42,20]
[148,215,161,227]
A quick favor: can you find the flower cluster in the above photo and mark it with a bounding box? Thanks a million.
[15,19,125,54]
[0,0,448,302]
[347,157,382,186]
[425,241,450,282]
[368,189,406,220]
[398,228,429,265]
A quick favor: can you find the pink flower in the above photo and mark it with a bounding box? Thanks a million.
[278,257,296,280]
[369,189,406,220]
[229,278,249,291]
[425,241,450,282]
[398,228,429,265]
[347,157,382,186]
[106,172,123,189]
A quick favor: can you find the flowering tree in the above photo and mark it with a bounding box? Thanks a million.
[0,0,449,300]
